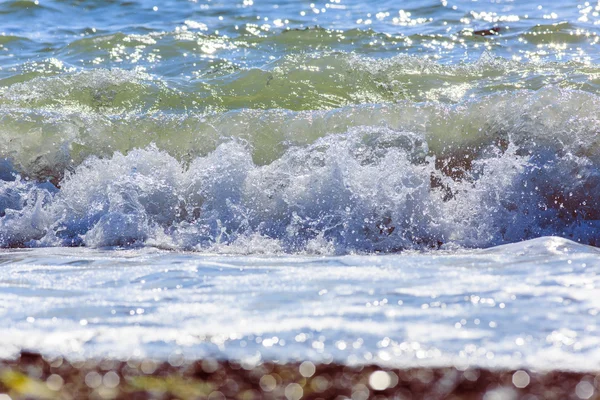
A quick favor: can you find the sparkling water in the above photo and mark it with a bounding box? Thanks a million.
[1,0,599,370]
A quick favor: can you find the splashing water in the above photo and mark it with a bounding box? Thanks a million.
[1,0,600,370]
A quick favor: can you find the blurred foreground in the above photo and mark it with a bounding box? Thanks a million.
[0,352,598,400]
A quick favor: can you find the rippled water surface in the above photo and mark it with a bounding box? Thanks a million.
[3,1,600,251]
[1,0,600,368]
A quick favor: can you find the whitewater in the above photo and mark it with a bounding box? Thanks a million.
[0,0,599,372]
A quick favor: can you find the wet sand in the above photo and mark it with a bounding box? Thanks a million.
[0,352,598,399]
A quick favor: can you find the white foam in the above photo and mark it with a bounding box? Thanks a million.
[0,237,598,371]
[0,113,599,252]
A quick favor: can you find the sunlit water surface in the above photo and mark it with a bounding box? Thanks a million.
[0,237,598,371]
[2,0,600,369]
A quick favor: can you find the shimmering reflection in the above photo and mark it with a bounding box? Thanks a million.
[1,0,600,383]
[3,0,600,82]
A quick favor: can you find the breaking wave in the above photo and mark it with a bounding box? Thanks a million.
[3,44,600,254]
[2,85,600,252]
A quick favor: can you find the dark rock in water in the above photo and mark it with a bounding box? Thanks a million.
[473,26,502,36]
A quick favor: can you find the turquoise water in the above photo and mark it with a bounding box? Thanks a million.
[1,0,600,370]
[3,1,600,251]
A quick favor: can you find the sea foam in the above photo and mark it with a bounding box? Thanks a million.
[1,105,599,253]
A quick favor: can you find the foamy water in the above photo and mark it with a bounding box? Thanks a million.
[1,0,600,370]
[0,237,598,371]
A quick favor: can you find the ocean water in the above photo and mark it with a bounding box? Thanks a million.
[1,0,600,369]
[0,237,599,372]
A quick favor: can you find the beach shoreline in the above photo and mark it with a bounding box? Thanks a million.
[0,352,598,399]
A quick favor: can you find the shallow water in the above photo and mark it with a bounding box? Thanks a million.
[0,237,598,371]
[1,0,600,369]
